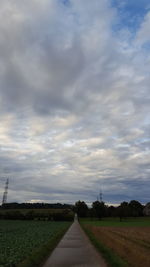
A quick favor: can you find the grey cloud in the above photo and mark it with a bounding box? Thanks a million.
[0,0,115,115]
[0,0,149,204]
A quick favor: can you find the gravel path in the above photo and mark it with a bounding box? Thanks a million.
[43,220,107,267]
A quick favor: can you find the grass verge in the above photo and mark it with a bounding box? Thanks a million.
[81,217,150,227]
[17,222,71,267]
[80,222,128,267]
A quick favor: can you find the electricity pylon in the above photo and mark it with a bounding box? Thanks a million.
[99,188,103,202]
[2,178,9,205]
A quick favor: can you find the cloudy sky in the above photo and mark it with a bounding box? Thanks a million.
[0,0,150,205]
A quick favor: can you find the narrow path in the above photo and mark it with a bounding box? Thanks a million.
[43,220,107,267]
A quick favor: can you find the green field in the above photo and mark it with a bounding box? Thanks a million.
[0,220,71,267]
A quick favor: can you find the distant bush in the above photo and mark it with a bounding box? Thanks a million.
[0,209,74,221]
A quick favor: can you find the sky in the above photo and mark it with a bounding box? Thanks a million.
[0,0,150,205]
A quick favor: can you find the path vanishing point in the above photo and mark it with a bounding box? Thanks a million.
[43,217,107,267]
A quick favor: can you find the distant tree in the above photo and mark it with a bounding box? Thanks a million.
[74,201,88,217]
[107,205,117,217]
[92,201,106,220]
[88,207,95,219]
[117,202,130,221]
[129,200,143,217]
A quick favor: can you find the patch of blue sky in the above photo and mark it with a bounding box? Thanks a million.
[111,0,150,34]
[59,0,70,6]
[142,40,150,50]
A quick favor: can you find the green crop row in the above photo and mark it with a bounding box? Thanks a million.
[0,220,71,267]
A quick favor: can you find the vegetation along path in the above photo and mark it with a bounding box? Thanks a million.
[43,219,107,267]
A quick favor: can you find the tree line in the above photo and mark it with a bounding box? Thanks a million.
[0,202,74,221]
[0,200,148,221]
[74,200,146,220]
[0,202,73,210]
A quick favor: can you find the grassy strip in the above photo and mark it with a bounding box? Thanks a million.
[17,223,72,267]
[80,222,128,267]
[81,217,150,227]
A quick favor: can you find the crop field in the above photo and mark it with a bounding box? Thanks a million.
[82,218,150,267]
[0,208,64,214]
[0,208,74,221]
[0,220,71,267]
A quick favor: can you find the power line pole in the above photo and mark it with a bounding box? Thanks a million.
[2,178,9,205]
[99,189,103,202]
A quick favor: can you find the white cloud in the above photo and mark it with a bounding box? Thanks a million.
[0,0,149,204]
[135,11,150,45]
